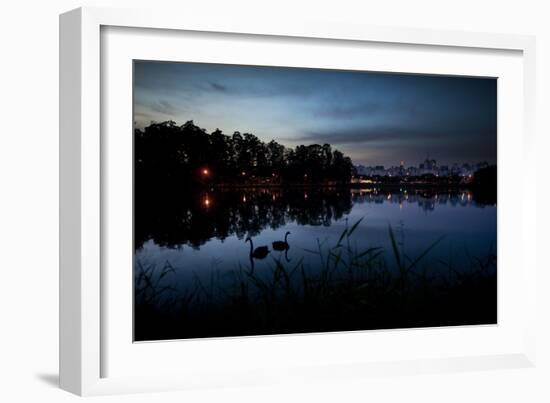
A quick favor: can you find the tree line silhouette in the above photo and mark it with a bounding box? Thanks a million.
[135,120,355,187]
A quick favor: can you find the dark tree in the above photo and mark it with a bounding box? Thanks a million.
[134,120,355,187]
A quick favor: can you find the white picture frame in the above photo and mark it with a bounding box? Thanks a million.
[60,6,537,396]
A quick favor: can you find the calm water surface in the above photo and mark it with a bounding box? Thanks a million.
[135,188,496,295]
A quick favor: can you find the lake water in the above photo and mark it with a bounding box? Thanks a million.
[134,187,496,297]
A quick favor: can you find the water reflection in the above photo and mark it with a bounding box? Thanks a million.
[351,188,491,213]
[136,186,492,251]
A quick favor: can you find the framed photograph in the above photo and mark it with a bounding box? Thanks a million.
[60,7,537,396]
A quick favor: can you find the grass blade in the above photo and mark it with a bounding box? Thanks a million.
[406,235,445,272]
[356,246,383,259]
[388,224,403,273]
[347,217,364,238]
[336,228,348,247]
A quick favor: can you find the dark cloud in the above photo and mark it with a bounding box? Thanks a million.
[288,126,445,146]
[283,125,496,165]
[353,134,496,166]
[210,82,228,92]
[149,100,180,115]
[207,81,313,99]
[313,103,383,119]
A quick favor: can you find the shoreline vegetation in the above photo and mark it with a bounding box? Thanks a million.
[134,218,496,341]
[135,120,354,187]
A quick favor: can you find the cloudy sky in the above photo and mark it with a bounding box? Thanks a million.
[134,61,496,167]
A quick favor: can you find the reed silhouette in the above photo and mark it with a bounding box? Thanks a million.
[134,218,496,341]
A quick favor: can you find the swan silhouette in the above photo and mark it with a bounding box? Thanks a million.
[272,231,290,251]
[245,236,269,259]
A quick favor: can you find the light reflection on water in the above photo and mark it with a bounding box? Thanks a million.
[135,188,496,295]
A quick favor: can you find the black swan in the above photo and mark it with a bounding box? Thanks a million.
[272,231,290,251]
[246,237,269,259]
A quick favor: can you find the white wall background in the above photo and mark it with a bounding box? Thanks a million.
[0,1,548,401]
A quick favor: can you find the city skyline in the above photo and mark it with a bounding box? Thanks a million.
[355,156,491,169]
[354,156,490,178]
[134,61,497,167]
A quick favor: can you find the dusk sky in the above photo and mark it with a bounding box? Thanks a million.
[134,61,497,167]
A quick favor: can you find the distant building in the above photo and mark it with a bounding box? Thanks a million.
[354,158,491,179]
[374,165,386,176]
[355,165,369,176]
[421,156,437,175]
